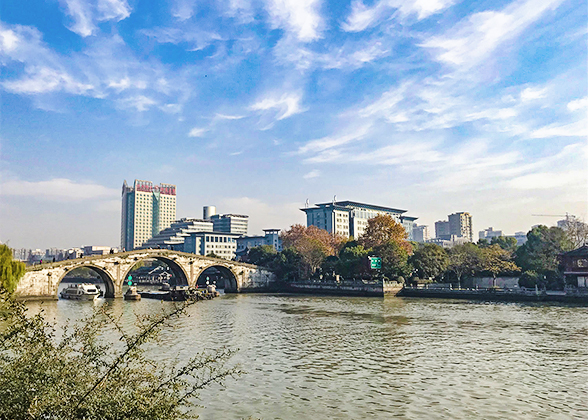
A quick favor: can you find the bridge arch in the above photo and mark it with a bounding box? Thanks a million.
[121,255,189,286]
[194,265,239,293]
[58,264,116,298]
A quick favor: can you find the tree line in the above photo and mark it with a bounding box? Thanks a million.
[243,215,587,290]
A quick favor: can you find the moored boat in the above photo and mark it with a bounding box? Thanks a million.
[60,283,100,300]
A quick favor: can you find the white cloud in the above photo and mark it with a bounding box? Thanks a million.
[530,120,587,138]
[422,0,564,68]
[264,0,323,42]
[97,0,131,21]
[60,0,96,37]
[508,170,587,190]
[219,197,304,233]
[0,178,118,201]
[0,29,19,52]
[520,87,548,101]
[215,113,245,120]
[250,91,306,120]
[117,95,157,111]
[188,127,208,137]
[567,97,588,111]
[341,1,386,32]
[299,124,372,154]
[3,67,94,94]
[303,169,320,179]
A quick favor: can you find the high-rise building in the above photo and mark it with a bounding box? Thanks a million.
[412,225,430,243]
[435,220,451,240]
[448,212,473,242]
[301,200,418,240]
[121,180,177,251]
[211,214,249,235]
[141,218,213,250]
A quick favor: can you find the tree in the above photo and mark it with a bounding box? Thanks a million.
[559,215,588,249]
[281,225,345,276]
[0,290,239,420]
[490,236,518,254]
[246,245,277,266]
[372,241,411,281]
[515,226,572,273]
[272,248,303,282]
[447,243,482,286]
[0,244,26,294]
[479,244,520,285]
[206,252,220,258]
[358,215,412,254]
[409,243,449,281]
[336,243,370,279]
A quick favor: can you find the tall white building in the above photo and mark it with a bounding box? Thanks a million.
[448,212,473,242]
[301,200,417,240]
[211,214,249,235]
[121,180,177,251]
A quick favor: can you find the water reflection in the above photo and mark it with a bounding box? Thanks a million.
[24,293,588,419]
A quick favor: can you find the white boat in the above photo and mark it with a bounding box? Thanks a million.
[60,283,100,300]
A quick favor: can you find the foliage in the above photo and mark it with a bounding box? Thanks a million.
[409,243,449,281]
[335,243,370,279]
[372,241,412,280]
[206,252,221,258]
[281,225,345,275]
[0,244,26,294]
[447,243,482,283]
[271,248,303,282]
[559,216,588,249]
[479,244,520,279]
[515,226,572,273]
[490,236,518,253]
[246,245,277,266]
[476,238,490,248]
[0,290,240,420]
[358,215,412,254]
[519,270,542,288]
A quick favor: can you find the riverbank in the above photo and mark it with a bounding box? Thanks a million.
[283,281,402,297]
[398,287,588,304]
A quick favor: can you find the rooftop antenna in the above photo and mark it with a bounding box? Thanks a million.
[333,195,337,204]
[305,199,309,208]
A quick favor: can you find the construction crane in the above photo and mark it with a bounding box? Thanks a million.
[531,213,570,218]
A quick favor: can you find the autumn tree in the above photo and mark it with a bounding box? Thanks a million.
[358,215,412,254]
[0,245,26,294]
[559,216,588,249]
[479,244,520,285]
[281,225,345,276]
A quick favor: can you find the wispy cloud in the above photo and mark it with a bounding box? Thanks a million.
[59,0,131,37]
[250,91,306,121]
[0,178,118,201]
[303,169,320,179]
[188,127,208,137]
[422,0,564,69]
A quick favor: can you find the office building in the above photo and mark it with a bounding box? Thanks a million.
[121,179,177,251]
[237,229,283,254]
[211,213,249,235]
[301,200,418,240]
[141,218,214,250]
[508,231,528,246]
[184,231,240,260]
[435,220,451,240]
[412,225,430,243]
[448,212,473,242]
[479,227,503,241]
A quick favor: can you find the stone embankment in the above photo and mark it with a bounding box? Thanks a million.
[398,287,588,304]
[284,281,402,297]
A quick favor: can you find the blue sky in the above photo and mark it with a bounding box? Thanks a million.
[1,0,586,249]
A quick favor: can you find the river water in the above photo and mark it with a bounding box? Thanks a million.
[26,287,588,419]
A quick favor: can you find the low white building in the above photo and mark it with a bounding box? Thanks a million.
[183,231,239,260]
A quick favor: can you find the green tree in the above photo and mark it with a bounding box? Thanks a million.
[0,244,26,293]
[490,236,518,254]
[0,290,239,420]
[447,243,482,286]
[246,245,277,266]
[336,243,369,279]
[272,248,303,282]
[372,241,411,281]
[515,226,572,273]
[409,243,449,281]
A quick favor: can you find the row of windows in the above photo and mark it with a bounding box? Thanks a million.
[205,236,236,243]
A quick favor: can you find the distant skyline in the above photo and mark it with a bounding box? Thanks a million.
[1,0,587,249]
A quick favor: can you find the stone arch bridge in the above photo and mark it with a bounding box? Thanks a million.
[16,249,276,299]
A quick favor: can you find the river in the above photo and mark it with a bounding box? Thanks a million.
[25,286,588,419]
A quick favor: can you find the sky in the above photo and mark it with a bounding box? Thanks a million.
[0,0,587,249]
